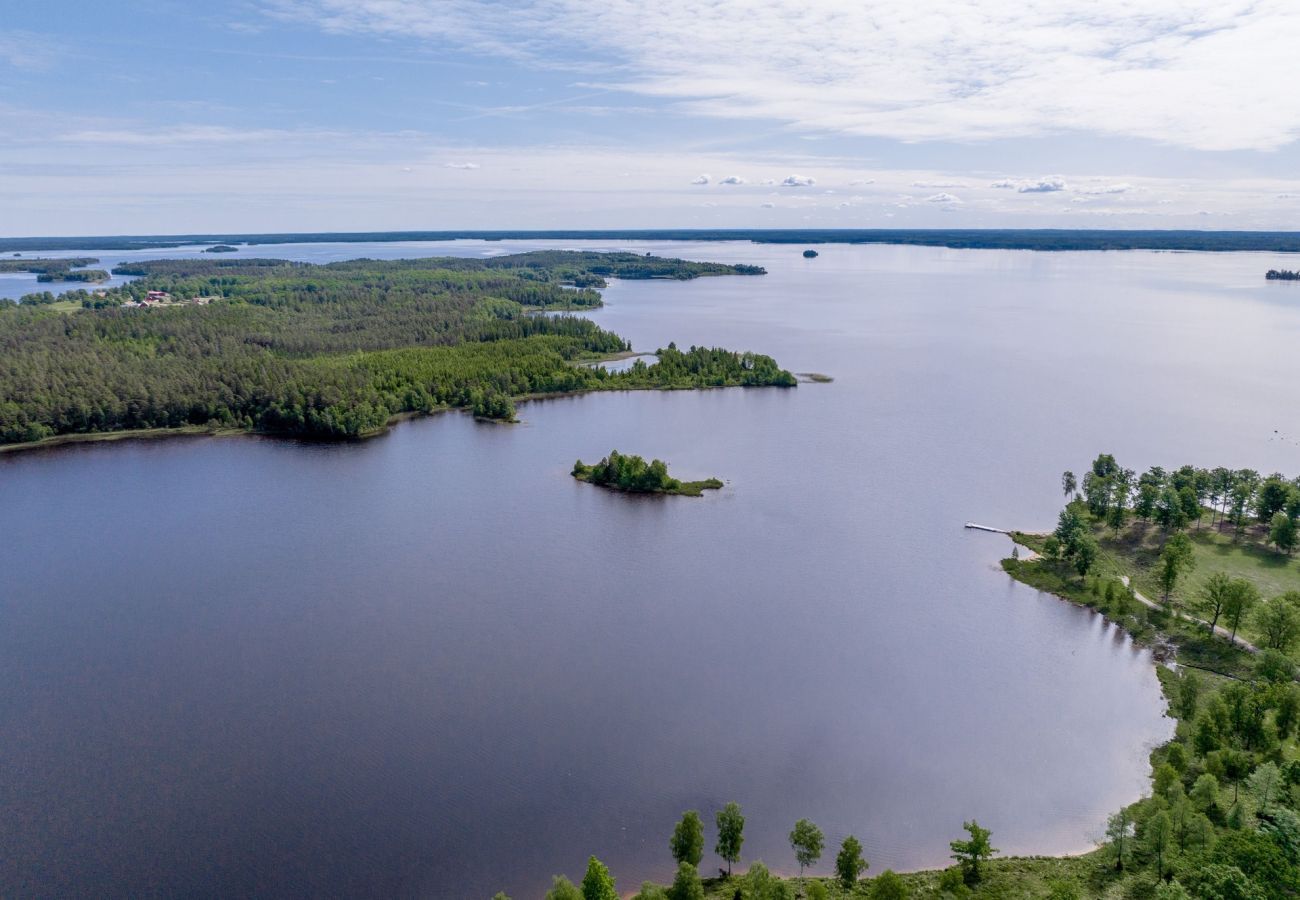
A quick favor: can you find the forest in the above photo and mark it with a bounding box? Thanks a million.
[0,252,793,446]
[572,450,723,496]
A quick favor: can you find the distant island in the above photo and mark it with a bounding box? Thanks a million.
[1266,269,1299,280]
[204,244,239,253]
[572,450,722,496]
[0,257,109,283]
[0,251,794,448]
[803,249,818,258]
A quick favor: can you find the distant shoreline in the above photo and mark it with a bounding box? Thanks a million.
[3,228,1300,254]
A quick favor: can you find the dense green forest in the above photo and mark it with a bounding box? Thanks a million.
[572,450,723,495]
[6,230,1300,253]
[0,252,792,446]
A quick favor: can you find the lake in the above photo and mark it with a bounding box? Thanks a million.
[4,239,1300,898]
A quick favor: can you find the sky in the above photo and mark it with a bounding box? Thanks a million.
[2,0,1300,235]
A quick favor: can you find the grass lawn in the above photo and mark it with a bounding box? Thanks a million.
[1086,513,1300,655]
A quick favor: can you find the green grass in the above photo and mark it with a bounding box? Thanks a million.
[1086,514,1300,656]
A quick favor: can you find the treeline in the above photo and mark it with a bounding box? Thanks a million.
[1060,455,1300,557]
[1266,270,1300,281]
[503,802,995,900]
[0,254,793,445]
[9,230,1300,253]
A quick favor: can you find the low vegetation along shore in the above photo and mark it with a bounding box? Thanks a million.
[494,454,1300,900]
[572,450,723,496]
[0,251,794,449]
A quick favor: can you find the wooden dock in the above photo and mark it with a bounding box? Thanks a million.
[964,523,1010,534]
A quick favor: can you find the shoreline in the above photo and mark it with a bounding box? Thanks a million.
[0,377,803,456]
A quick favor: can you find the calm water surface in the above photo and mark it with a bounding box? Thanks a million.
[5,240,1300,898]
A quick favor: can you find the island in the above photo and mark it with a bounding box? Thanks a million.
[1266,269,1300,280]
[203,244,239,253]
[0,251,793,448]
[572,450,722,496]
[803,249,819,258]
[36,268,110,283]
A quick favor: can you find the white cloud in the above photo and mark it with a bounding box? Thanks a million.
[781,174,815,187]
[850,179,875,186]
[445,161,480,169]
[718,175,745,184]
[273,0,1300,152]
[1017,177,1067,193]
[926,192,961,203]
[912,180,965,188]
[691,173,710,184]
[990,179,1017,189]
[760,201,775,208]
[1079,183,1133,195]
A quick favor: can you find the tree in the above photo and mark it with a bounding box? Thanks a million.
[1200,572,1234,635]
[949,820,997,884]
[545,876,583,900]
[1270,512,1297,555]
[1249,763,1282,814]
[1144,810,1174,880]
[869,870,909,900]
[1223,580,1261,644]
[788,818,824,875]
[1105,807,1134,871]
[1255,594,1300,652]
[1073,533,1098,578]
[581,857,618,900]
[667,863,704,900]
[1062,470,1077,501]
[835,835,868,888]
[492,893,511,900]
[1158,533,1196,605]
[671,811,704,867]
[715,803,745,877]
[1136,481,1160,522]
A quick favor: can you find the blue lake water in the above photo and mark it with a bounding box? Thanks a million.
[5,239,1300,898]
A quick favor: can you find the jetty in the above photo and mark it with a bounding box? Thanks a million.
[964,523,1010,534]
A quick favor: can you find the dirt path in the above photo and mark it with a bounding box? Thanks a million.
[1119,576,1261,654]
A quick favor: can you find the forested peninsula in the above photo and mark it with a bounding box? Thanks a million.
[0,252,792,448]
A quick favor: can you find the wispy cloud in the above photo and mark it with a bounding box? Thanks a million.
[718,175,745,184]
[271,0,1300,152]
[0,32,58,70]
[445,161,480,169]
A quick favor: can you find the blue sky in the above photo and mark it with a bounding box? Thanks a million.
[2,0,1299,235]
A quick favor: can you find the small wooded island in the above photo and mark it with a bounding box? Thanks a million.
[1266,269,1299,280]
[203,244,239,253]
[803,249,819,258]
[572,450,722,496]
